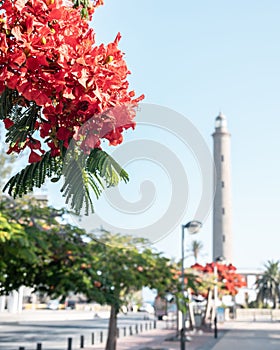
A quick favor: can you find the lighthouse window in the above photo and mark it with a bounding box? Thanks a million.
[222,208,225,215]
[221,155,224,162]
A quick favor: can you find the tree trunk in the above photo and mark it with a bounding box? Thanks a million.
[188,288,195,330]
[202,288,212,326]
[105,304,118,350]
[188,303,194,330]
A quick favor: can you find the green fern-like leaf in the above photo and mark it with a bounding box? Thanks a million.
[86,149,129,187]
[3,151,62,198]
[1,88,130,215]
[59,149,129,215]
[0,88,41,146]
[3,148,129,215]
[60,151,95,215]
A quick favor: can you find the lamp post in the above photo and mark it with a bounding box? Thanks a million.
[180,220,202,350]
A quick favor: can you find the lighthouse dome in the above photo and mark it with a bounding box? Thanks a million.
[215,112,227,129]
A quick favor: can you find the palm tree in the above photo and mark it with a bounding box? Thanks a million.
[188,240,204,263]
[256,260,280,309]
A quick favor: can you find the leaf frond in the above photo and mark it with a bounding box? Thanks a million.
[3,151,62,198]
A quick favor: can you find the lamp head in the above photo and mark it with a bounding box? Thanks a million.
[184,220,202,234]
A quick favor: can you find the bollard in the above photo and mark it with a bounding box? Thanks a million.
[140,324,143,332]
[135,324,138,334]
[124,327,126,337]
[129,326,133,336]
[36,343,42,350]
[150,322,152,329]
[80,335,84,348]
[117,327,120,338]
[214,316,218,339]
[91,332,95,345]
[100,331,103,343]
[180,328,185,350]
[67,337,72,350]
[145,323,148,330]
[154,320,157,329]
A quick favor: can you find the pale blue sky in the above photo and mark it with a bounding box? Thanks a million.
[38,1,280,270]
[87,0,280,269]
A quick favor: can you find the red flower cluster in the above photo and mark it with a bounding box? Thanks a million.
[192,262,246,296]
[0,0,143,162]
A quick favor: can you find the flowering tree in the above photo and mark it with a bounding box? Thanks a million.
[192,262,246,297]
[85,231,178,350]
[0,194,93,294]
[0,193,177,350]
[0,0,143,213]
[192,262,246,324]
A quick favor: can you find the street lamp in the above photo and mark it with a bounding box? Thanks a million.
[180,220,202,350]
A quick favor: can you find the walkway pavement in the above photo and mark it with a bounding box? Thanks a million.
[0,310,219,350]
[84,325,220,350]
[84,320,280,350]
[210,321,280,350]
[1,310,279,350]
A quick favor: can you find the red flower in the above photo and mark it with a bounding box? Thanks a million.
[40,122,52,138]
[26,139,42,150]
[29,150,42,163]
[3,118,14,129]
[0,0,144,162]
[192,262,246,295]
[56,127,72,141]
[106,128,123,146]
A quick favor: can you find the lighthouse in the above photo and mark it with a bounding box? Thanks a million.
[212,112,233,263]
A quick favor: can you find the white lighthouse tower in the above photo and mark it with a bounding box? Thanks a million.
[212,112,233,263]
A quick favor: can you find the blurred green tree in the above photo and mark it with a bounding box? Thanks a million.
[256,260,280,309]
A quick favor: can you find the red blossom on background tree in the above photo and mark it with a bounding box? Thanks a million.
[192,262,246,296]
[0,0,144,213]
[191,262,246,325]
